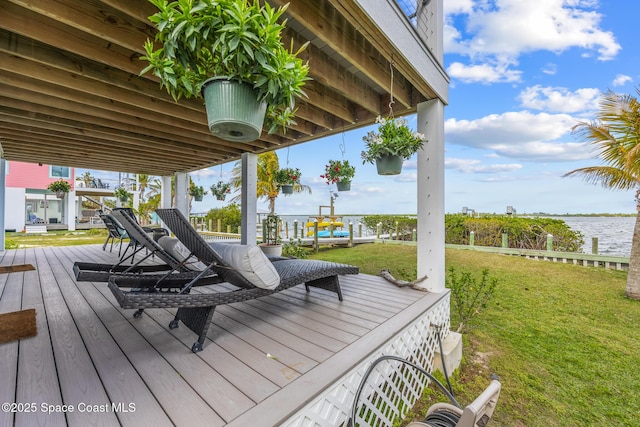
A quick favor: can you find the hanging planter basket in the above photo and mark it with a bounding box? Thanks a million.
[336,180,351,191]
[202,78,267,143]
[280,184,294,195]
[55,191,65,199]
[216,195,226,201]
[375,155,404,175]
[194,195,203,202]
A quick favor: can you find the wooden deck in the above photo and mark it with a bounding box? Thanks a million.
[0,244,446,427]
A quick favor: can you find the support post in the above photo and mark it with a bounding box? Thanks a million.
[469,230,475,246]
[348,222,354,247]
[66,188,76,231]
[417,99,445,292]
[546,234,553,252]
[313,220,319,252]
[160,175,172,208]
[0,159,5,251]
[592,237,599,254]
[175,172,189,218]
[240,153,258,245]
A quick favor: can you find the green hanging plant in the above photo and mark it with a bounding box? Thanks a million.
[140,0,311,134]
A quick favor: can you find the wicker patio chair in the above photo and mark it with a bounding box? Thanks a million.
[100,213,130,256]
[107,208,359,353]
[73,209,218,285]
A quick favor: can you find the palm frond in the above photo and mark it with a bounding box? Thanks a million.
[566,88,640,193]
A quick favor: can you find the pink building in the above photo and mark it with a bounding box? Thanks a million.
[4,161,76,231]
[4,161,121,232]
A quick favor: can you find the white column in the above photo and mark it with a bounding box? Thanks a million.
[175,172,189,218]
[416,99,445,292]
[67,189,76,231]
[160,175,172,208]
[240,153,257,245]
[0,159,5,251]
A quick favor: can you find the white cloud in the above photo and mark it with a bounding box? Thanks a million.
[444,0,621,84]
[364,186,386,193]
[518,85,600,113]
[541,63,558,75]
[446,158,523,174]
[612,74,633,87]
[447,61,522,83]
[445,110,594,161]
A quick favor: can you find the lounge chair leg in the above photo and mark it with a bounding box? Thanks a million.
[133,309,144,318]
[169,319,179,329]
[305,276,344,301]
[174,306,216,353]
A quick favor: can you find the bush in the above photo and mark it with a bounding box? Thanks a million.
[446,266,498,333]
[205,203,242,232]
[444,214,583,252]
[361,215,416,240]
[5,238,18,249]
[282,238,309,258]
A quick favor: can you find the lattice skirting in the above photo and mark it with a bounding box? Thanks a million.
[282,292,451,427]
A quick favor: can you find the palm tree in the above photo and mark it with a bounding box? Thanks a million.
[230,151,311,214]
[563,88,640,300]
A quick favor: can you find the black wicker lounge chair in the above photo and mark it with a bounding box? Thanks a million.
[73,209,215,284]
[107,208,359,353]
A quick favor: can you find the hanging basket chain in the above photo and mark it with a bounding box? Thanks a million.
[388,59,396,118]
[340,132,347,159]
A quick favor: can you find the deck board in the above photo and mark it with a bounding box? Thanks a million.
[15,249,65,427]
[1,244,440,426]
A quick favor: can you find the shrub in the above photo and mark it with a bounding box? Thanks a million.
[205,203,242,232]
[282,238,308,258]
[444,214,583,251]
[361,215,416,240]
[446,266,498,333]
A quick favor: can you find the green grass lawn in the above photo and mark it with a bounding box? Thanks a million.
[5,229,108,248]
[309,244,640,426]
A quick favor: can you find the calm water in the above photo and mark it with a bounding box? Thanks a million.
[278,214,636,257]
[554,216,636,257]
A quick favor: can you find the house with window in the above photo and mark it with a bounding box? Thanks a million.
[4,161,118,231]
[4,161,76,231]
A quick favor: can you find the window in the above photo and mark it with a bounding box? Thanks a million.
[50,165,70,178]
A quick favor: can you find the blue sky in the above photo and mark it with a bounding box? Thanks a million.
[81,0,640,216]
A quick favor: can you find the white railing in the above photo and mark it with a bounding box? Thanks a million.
[283,293,450,426]
[198,231,241,242]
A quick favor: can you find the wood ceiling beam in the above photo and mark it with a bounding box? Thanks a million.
[271,0,413,108]
[0,71,272,154]
[0,1,144,77]
[0,130,191,172]
[0,115,221,163]
[330,0,442,102]
[0,92,247,160]
[6,0,154,53]
[1,2,378,125]
[0,133,185,175]
[99,1,386,119]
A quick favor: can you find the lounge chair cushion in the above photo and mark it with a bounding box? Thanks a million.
[157,236,208,271]
[209,242,280,290]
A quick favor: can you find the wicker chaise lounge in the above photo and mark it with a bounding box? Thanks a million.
[107,208,359,353]
[73,210,209,283]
